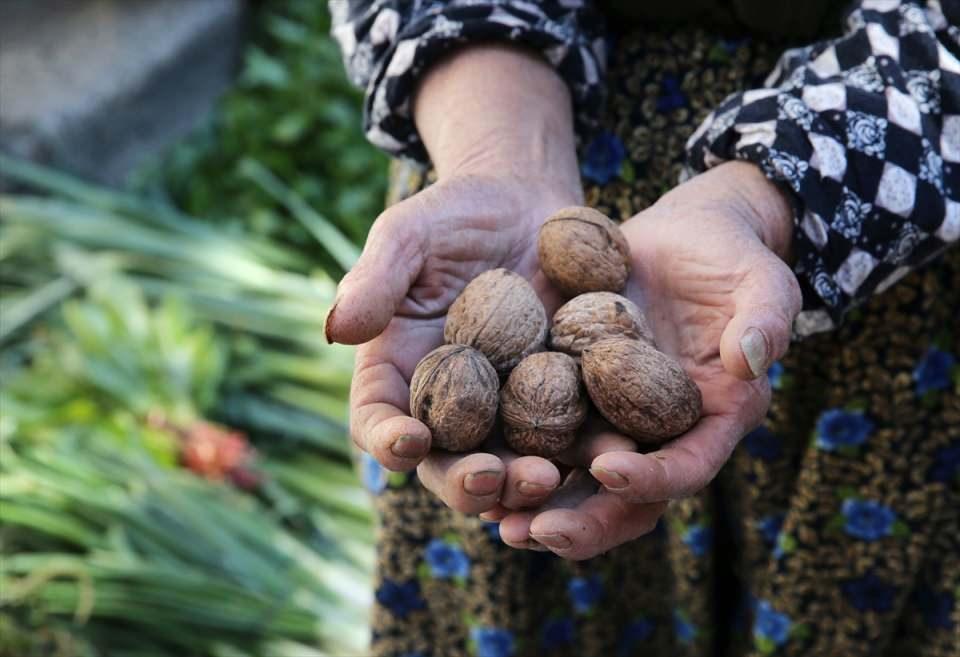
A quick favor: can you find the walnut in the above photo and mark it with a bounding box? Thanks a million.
[549,292,655,359]
[581,338,701,443]
[444,268,548,375]
[409,345,499,452]
[499,352,587,457]
[537,206,631,297]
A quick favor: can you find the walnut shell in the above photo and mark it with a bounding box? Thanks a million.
[444,268,548,375]
[500,352,587,457]
[538,206,631,297]
[410,345,499,452]
[549,292,655,359]
[581,338,701,444]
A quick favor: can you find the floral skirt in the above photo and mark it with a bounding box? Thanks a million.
[365,27,960,657]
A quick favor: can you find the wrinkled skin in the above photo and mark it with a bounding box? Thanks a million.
[326,45,801,559]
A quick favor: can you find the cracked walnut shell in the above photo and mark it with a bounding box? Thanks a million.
[444,268,548,375]
[581,338,701,444]
[549,292,655,359]
[500,352,587,457]
[537,206,631,297]
[410,345,499,452]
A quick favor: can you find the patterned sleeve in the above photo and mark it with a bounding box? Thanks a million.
[686,0,960,337]
[328,1,607,163]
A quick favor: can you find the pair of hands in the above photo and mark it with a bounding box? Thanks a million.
[325,45,802,560]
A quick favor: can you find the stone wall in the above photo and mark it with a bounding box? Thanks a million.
[0,0,247,185]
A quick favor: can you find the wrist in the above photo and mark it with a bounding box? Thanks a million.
[720,162,795,262]
[657,162,795,262]
[413,44,581,196]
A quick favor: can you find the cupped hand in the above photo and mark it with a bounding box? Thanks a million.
[498,161,803,559]
[325,43,642,516]
[326,172,586,514]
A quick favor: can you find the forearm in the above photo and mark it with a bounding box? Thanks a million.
[414,44,581,194]
[331,1,605,162]
[654,162,795,262]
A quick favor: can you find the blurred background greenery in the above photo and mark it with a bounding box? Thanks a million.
[1,1,386,655]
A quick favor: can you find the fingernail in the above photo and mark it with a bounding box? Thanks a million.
[324,300,339,344]
[740,327,769,378]
[464,470,503,497]
[530,532,572,549]
[390,434,427,459]
[590,466,629,490]
[517,480,552,496]
[524,539,549,552]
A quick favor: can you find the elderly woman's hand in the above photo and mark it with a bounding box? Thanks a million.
[325,45,637,515]
[496,161,803,559]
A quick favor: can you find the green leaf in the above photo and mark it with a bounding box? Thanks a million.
[836,445,861,458]
[891,521,911,538]
[825,515,846,534]
[243,48,290,88]
[271,112,311,143]
[619,158,636,184]
[237,158,360,272]
[777,533,798,553]
[921,392,942,409]
[835,486,859,500]
[669,517,687,533]
[417,562,431,580]
[755,636,776,655]
[707,43,731,63]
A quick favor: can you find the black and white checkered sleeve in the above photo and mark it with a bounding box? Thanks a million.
[329,1,607,163]
[686,0,960,337]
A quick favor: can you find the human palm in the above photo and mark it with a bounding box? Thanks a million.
[496,163,802,559]
[326,173,600,513]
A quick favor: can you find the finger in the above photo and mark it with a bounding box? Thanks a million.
[719,254,802,380]
[350,359,431,471]
[416,451,505,515]
[500,468,599,550]
[478,504,510,522]
[499,468,597,549]
[590,391,765,503]
[326,200,427,345]
[529,494,667,560]
[498,455,561,510]
[556,425,637,467]
[349,318,443,471]
[498,511,542,550]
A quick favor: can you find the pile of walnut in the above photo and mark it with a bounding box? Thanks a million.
[410,206,703,457]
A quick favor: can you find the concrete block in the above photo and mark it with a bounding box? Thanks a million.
[0,0,247,185]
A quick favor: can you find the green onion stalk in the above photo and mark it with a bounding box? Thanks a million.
[0,157,376,655]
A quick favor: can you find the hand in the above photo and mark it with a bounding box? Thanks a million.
[497,161,802,559]
[326,45,635,514]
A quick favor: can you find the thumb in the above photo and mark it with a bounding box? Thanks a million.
[719,253,802,380]
[325,202,426,345]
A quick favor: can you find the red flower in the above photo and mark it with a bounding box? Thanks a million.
[180,421,259,490]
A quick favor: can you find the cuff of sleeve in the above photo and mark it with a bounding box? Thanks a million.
[362,4,607,164]
[685,91,849,338]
